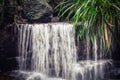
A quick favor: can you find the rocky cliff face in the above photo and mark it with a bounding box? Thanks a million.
[0,0,55,25]
[23,0,53,22]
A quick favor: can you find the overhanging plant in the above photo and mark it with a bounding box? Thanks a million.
[56,0,120,51]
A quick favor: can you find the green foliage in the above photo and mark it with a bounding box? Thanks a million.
[56,0,120,50]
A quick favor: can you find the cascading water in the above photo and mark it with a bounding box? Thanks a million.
[16,23,112,80]
[17,23,76,80]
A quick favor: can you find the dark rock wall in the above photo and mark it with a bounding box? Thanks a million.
[23,0,53,22]
[0,0,59,25]
[0,26,18,72]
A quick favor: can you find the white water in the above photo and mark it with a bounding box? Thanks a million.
[71,60,112,80]
[94,37,98,80]
[17,23,76,79]
[16,23,112,80]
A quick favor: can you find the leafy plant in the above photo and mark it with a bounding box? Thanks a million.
[56,0,120,50]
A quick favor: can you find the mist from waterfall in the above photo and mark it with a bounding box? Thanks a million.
[16,23,112,80]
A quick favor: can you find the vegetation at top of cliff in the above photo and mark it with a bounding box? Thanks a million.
[56,0,120,51]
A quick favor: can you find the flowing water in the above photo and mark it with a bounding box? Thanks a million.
[16,23,112,80]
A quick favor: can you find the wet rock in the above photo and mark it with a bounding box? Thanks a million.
[23,0,53,22]
[51,17,59,22]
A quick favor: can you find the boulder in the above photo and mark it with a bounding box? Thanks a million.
[23,0,53,22]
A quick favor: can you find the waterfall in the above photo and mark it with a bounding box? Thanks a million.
[17,23,76,79]
[16,23,112,80]
[17,24,33,70]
